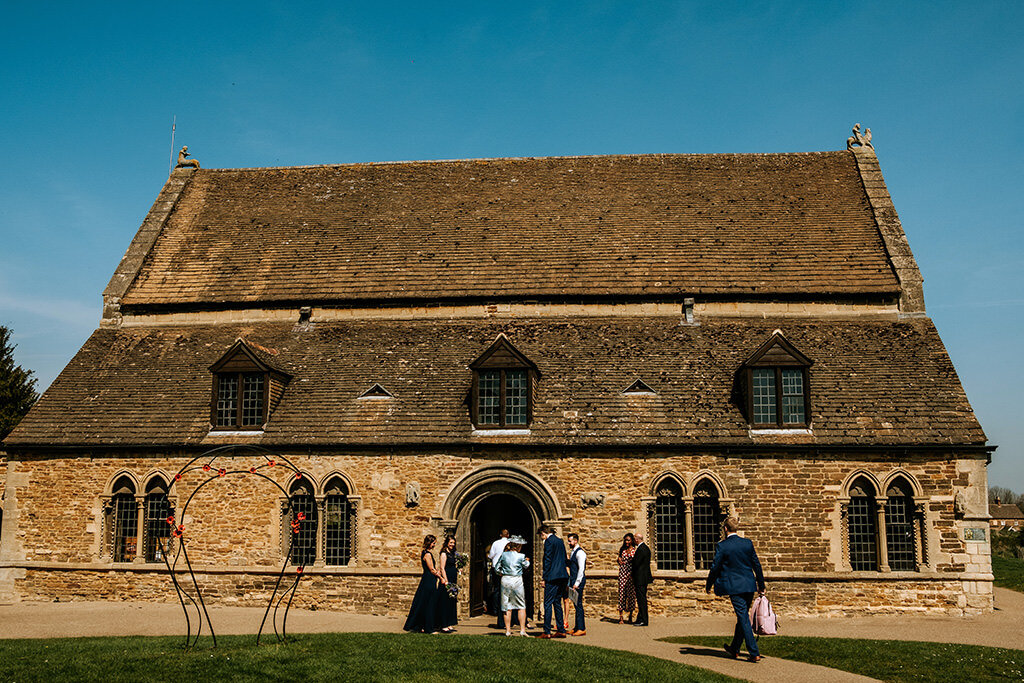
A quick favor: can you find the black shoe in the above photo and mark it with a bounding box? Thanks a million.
[724,644,740,659]
[632,621,648,626]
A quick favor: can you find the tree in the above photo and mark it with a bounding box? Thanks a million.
[0,325,38,441]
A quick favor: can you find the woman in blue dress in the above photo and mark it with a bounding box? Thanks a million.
[495,537,531,636]
[403,535,443,633]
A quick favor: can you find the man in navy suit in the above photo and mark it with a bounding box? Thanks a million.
[705,517,766,662]
[536,524,569,638]
[631,532,653,626]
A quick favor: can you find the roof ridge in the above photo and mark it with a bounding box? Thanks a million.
[199,150,852,173]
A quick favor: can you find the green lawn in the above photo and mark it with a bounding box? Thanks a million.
[660,635,1024,682]
[993,555,1024,592]
[0,633,740,683]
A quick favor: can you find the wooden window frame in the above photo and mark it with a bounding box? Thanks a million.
[472,367,533,429]
[469,335,538,430]
[210,371,269,431]
[743,333,813,428]
[745,366,811,428]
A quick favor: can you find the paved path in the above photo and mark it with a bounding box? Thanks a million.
[1,589,1021,683]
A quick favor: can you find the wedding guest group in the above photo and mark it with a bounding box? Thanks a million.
[403,534,461,634]
[705,517,767,662]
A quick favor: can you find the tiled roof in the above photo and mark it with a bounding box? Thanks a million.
[991,504,1024,520]
[119,152,899,307]
[4,317,983,448]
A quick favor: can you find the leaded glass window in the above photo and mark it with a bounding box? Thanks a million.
[505,369,528,425]
[654,480,686,570]
[743,333,812,427]
[215,372,267,429]
[752,369,776,424]
[289,482,317,566]
[474,368,531,428]
[144,478,173,563]
[478,371,500,425]
[886,480,916,571]
[693,481,722,570]
[216,375,238,427]
[324,478,352,566]
[110,477,137,562]
[781,369,805,424]
[848,480,878,571]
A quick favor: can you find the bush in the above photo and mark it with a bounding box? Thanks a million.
[990,528,1024,559]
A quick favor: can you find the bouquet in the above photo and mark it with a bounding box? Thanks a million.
[445,582,460,598]
[454,552,469,570]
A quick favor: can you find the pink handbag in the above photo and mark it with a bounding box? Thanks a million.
[750,595,778,635]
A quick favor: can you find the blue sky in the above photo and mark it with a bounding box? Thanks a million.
[1,2,1021,489]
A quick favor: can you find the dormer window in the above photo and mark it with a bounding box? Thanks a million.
[742,331,812,428]
[470,335,537,429]
[209,340,291,430]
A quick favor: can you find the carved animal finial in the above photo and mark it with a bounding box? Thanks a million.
[846,123,874,151]
[176,146,200,169]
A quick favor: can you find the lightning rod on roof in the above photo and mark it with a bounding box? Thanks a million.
[168,116,176,174]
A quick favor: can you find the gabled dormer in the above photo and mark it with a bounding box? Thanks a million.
[742,331,813,428]
[469,334,538,429]
[208,339,291,430]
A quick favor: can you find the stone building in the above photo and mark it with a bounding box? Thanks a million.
[0,138,995,616]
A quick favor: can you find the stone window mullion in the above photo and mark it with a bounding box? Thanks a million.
[100,496,113,561]
[683,497,695,572]
[875,498,890,572]
[839,499,852,571]
[314,496,326,567]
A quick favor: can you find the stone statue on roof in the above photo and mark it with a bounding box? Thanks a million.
[176,146,200,169]
[846,124,873,151]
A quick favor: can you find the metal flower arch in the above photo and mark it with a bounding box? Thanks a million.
[157,445,309,649]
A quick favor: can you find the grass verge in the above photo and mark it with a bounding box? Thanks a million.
[0,632,740,683]
[660,635,1023,682]
[993,554,1024,592]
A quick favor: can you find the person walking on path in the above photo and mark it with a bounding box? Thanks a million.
[705,517,767,663]
[631,532,652,626]
[536,524,569,638]
[495,536,531,637]
[436,535,458,633]
[566,532,587,635]
[403,535,444,634]
[616,533,637,623]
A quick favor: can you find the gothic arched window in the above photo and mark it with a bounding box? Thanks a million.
[848,478,879,571]
[324,477,353,566]
[110,476,138,563]
[885,478,917,571]
[288,479,317,566]
[654,479,686,571]
[143,477,174,563]
[692,480,723,570]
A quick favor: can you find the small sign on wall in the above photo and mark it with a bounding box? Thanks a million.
[963,527,987,542]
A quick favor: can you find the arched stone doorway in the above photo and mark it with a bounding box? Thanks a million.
[438,465,566,619]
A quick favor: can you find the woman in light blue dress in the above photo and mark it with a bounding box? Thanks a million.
[495,538,531,636]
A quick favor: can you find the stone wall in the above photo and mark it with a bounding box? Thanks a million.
[0,448,993,615]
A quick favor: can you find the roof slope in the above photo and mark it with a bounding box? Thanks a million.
[5,317,983,448]
[119,152,899,307]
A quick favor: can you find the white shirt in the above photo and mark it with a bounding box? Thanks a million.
[488,537,510,568]
[570,546,587,588]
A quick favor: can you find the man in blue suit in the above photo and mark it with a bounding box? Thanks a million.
[705,517,766,662]
[536,524,569,638]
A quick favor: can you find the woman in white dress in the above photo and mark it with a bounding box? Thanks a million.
[495,537,531,636]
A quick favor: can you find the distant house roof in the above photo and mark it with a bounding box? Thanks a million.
[117,152,900,309]
[991,504,1024,520]
[4,317,984,449]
